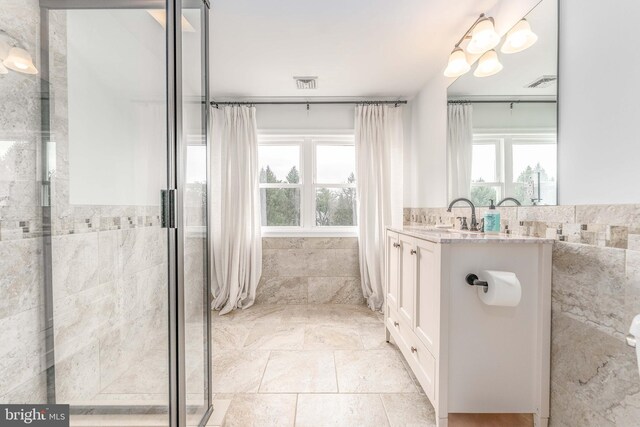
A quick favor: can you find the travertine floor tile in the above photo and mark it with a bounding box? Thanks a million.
[295,394,389,427]
[259,350,337,393]
[222,394,296,427]
[212,350,270,393]
[334,349,417,393]
[381,393,436,427]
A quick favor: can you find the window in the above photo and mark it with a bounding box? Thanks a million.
[470,133,557,206]
[258,134,357,234]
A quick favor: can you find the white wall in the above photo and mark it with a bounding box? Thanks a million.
[256,104,354,131]
[558,0,640,205]
[404,77,449,207]
[67,11,166,206]
[472,102,556,130]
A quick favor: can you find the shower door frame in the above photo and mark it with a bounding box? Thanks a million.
[37,1,212,426]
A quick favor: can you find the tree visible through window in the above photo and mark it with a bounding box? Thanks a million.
[258,136,357,232]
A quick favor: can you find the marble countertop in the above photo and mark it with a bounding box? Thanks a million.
[388,226,554,244]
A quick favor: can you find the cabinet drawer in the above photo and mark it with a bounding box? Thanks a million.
[409,338,436,401]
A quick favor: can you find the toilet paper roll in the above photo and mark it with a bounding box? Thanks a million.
[477,270,521,307]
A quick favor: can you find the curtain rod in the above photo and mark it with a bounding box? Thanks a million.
[210,100,408,107]
[448,100,556,104]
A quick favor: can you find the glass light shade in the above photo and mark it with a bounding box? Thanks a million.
[444,48,470,77]
[3,47,38,74]
[501,19,538,54]
[473,49,503,77]
[466,17,501,54]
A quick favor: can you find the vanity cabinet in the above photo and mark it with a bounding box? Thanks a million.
[384,228,553,427]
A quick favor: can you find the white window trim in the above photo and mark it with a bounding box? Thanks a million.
[471,129,557,205]
[258,132,358,237]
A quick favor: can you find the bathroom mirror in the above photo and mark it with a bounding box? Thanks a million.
[446,0,558,207]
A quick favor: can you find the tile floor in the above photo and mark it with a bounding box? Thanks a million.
[211,304,437,427]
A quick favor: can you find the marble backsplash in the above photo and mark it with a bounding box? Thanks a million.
[405,204,640,426]
[257,237,364,305]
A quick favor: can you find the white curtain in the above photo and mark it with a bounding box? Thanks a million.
[209,106,262,315]
[355,105,404,311]
[447,103,473,200]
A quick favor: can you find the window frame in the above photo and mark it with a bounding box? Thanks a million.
[258,132,358,237]
[471,129,557,206]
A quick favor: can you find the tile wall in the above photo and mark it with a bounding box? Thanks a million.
[404,204,640,426]
[257,237,364,305]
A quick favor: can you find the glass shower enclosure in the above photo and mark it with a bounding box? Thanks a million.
[0,0,211,425]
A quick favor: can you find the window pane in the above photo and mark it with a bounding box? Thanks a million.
[316,144,356,184]
[512,143,557,205]
[471,144,496,183]
[470,185,501,207]
[260,188,300,226]
[259,145,300,183]
[316,187,357,226]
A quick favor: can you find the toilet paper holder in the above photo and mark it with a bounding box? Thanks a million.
[465,273,489,293]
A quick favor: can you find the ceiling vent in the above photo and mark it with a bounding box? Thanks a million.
[294,76,318,90]
[526,75,557,89]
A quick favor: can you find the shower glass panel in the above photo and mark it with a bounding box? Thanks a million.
[48,4,172,424]
[0,0,211,426]
[182,0,210,424]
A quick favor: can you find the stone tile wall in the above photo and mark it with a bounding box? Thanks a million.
[404,204,640,426]
[257,237,364,305]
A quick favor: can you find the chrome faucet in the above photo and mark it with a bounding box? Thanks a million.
[496,197,522,207]
[447,198,479,231]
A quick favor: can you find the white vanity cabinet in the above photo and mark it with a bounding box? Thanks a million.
[384,228,553,427]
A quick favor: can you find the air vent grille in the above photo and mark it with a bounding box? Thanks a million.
[294,76,318,90]
[526,75,557,89]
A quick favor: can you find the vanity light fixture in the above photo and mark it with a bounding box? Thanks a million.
[501,19,538,54]
[444,47,470,78]
[0,31,38,75]
[466,17,501,55]
[473,49,503,77]
[443,13,537,78]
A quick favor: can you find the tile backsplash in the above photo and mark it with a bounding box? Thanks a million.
[404,204,640,250]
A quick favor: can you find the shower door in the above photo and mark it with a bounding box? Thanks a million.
[0,0,209,426]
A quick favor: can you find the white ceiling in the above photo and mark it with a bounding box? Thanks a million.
[208,0,506,99]
[448,0,557,99]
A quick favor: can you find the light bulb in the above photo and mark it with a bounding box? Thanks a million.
[3,47,38,75]
[466,17,501,55]
[473,50,503,77]
[444,48,470,77]
[501,19,538,54]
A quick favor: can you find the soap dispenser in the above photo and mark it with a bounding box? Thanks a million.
[484,200,501,234]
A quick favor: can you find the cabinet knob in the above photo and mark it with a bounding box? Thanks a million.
[393,321,399,327]
[393,243,400,248]
[410,249,417,255]
[411,346,417,353]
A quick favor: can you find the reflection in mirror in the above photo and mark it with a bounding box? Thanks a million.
[447,0,557,207]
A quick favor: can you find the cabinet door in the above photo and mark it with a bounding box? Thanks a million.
[415,239,439,356]
[386,232,400,311]
[398,234,416,326]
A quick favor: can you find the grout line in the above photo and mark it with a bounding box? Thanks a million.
[293,394,299,427]
[332,350,339,393]
[257,350,272,393]
[379,393,393,427]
